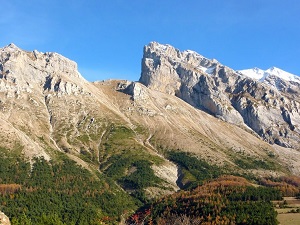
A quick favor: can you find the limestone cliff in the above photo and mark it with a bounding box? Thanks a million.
[140,42,300,149]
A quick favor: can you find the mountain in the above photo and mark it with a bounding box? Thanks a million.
[140,42,300,149]
[0,42,300,223]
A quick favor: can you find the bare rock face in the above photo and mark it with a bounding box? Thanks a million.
[119,81,149,101]
[0,43,88,97]
[140,42,300,148]
[0,44,92,160]
[0,212,10,225]
[140,42,244,125]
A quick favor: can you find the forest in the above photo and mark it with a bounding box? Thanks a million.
[0,155,139,224]
[1,150,300,224]
[126,176,282,225]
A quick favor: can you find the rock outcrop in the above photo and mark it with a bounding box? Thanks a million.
[0,43,88,97]
[140,42,300,148]
[0,212,10,225]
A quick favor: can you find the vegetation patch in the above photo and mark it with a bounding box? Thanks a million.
[127,176,282,225]
[102,151,165,203]
[77,134,90,144]
[260,176,300,197]
[120,160,162,190]
[167,151,222,189]
[0,155,139,224]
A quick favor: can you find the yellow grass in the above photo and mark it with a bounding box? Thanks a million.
[277,213,300,225]
[276,197,300,225]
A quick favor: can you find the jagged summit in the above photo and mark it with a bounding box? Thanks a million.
[1,43,22,53]
[146,41,212,64]
[140,41,300,149]
[146,42,300,88]
[6,43,19,49]
[0,43,87,96]
[140,42,229,97]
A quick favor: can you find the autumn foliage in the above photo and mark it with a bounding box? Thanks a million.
[127,176,281,225]
[260,175,300,197]
[0,184,21,195]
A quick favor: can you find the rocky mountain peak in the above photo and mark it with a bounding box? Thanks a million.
[4,43,20,51]
[140,42,300,149]
[140,42,243,122]
[0,44,88,96]
[140,42,226,96]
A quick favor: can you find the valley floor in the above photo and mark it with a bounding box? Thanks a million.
[275,197,300,225]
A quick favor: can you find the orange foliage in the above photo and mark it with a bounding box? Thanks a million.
[260,175,300,197]
[281,176,300,187]
[127,175,283,225]
[0,184,21,195]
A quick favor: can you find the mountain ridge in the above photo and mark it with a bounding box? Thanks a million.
[1,42,300,163]
[140,41,300,149]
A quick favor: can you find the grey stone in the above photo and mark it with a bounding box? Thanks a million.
[140,42,300,148]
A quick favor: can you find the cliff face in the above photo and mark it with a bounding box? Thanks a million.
[0,43,88,96]
[0,43,94,160]
[140,42,300,149]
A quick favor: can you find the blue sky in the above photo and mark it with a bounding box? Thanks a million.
[1,0,299,81]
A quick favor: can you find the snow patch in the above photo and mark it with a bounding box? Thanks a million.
[239,67,300,84]
[266,67,300,83]
[198,65,216,75]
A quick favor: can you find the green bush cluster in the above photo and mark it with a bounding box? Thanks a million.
[103,153,164,203]
[167,151,221,188]
[0,156,138,224]
[120,160,162,189]
[234,157,276,170]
